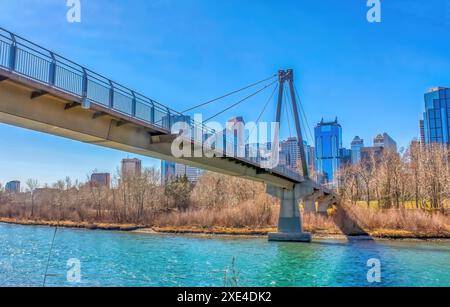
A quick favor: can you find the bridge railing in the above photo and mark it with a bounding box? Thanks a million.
[0,28,303,182]
[0,27,177,131]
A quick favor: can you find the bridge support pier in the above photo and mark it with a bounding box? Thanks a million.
[267,182,314,243]
[317,195,336,216]
[303,190,324,214]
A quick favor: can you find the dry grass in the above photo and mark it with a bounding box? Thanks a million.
[346,204,450,233]
[303,213,341,234]
[3,202,449,239]
[154,200,276,229]
[0,217,142,231]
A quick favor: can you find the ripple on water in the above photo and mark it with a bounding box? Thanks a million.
[1,223,450,287]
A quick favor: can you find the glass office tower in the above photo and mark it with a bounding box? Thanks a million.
[423,87,450,145]
[315,119,342,187]
[351,136,364,165]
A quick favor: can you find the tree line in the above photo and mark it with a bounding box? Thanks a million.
[337,142,450,210]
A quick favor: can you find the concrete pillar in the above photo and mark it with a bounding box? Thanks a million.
[317,195,335,216]
[303,190,324,214]
[267,182,314,243]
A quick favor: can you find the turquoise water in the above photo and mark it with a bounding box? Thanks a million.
[1,223,450,287]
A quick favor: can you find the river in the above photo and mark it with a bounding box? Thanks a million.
[0,223,449,287]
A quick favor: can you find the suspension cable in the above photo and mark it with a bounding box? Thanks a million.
[245,83,278,144]
[203,80,278,123]
[294,85,314,145]
[181,74,277,114]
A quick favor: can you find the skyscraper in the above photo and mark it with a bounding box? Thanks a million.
[121,158,142,178]
[175,164,203,183]
[340,148,352,165]
[161,160,202,184]
[279,137,313,173]
[5,181,20,193]
[351,136,364,165]
[226,116,246,157]
[307,145,315,173]
[422,87,450,145]
[162,114,192,132]
[419,120,426,145]
[280,137,301,171]
[90,173,111,189]
[161,160,176,183]
[373,133,397,151]
[314,118,342,187]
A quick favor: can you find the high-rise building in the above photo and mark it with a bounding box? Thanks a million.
[373,133,397,151]
[161,160,202,184]
[90,173,111,189]
[314,118,342,187]
[422,87,450,145]
[175,164,203,183]
[419,120,426,145]
[351,136,364,165]
[307,145,315,172]
[5,181,20,193]
[361,146,384,164]
[340,148,352,165]
[161,160,176,183]
[162,114,192,132]
[121,158,142,178]
[280,137,301,171]
[226,116,246,157]
[279,137,313,172]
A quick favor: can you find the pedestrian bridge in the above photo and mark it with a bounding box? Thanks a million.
[0,27,338,242]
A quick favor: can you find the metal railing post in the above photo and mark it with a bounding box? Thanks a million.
[150,102,155,123]
[109,80,114,108]
[48,52,56,86]
[81,68,90,109]
[131,91,137,117]
[167,108,171,130]
[9,34,17,71]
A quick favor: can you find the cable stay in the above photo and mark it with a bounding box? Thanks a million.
[245,84,278,144]
[181,74,277,114]
[293,84,314,145]
[203,79,278,123]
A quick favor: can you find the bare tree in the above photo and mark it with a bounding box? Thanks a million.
[26,179,39,217]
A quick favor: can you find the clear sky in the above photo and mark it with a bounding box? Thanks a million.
[1,0,449,186]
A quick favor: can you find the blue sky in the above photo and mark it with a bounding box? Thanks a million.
[1,0,450,185]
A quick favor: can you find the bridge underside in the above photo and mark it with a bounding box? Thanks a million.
[0,71,338,244]
[0,77,297,189]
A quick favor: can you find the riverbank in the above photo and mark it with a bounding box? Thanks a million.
[0,217,143,231]
[2,217,450,240]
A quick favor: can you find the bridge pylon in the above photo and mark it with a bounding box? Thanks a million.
[267,181,316,243]
[268,69,313,242]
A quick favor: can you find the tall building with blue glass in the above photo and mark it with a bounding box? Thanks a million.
[422,87,450,145]
[351,136,364,165]
[314,119,342,187]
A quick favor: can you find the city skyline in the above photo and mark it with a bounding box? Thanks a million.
[0,0,449,184]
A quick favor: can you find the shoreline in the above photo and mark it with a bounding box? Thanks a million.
[1,217,450,241]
